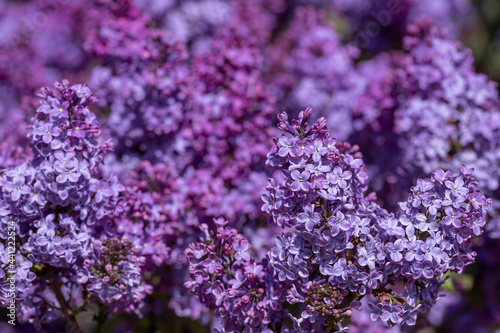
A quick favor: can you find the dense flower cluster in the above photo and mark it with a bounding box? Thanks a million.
[88,0,272,208]
[344,21,500,333]
[185,218,287,332]
[261,110,491,330]
[268,7,363,140]
[86,0,191,162]
[0,81,150,328]
[185,110,491,332]
[350,23,500,234]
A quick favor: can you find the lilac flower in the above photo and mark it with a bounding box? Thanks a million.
[278,136,297,157]
[329,212,351,237]
[332,258,349,280]
[305,161,331,176]
[233,240,251,261]
[405,241,424,262]
[290,170,311,192]
[12,255,34,280]
[202,254,222,274]
[36,229,62,254]
[311,139,327,162]
[357,246,376,269]
[70,121,87,138]
[228,270,246,289]
[212,286,226,306]
[55,236,80,263]
[297,204,321,231]
[3,177,30,201]
[387,239,405,262]
[295,140,313,157]
[33,123,62,144]
[332,166,352,189]
[381,304,403,324]
[445,178,469,196]
[90,181,114,203]
[50,99,70,118]
[382,217,406,237]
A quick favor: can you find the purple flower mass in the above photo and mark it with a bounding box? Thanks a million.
[0,0,500,332]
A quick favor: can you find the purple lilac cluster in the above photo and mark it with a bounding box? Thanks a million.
[0,81,150,328]
[268,6,364,141]
[0,0,499,331]
[0,0,90,169]
[340,22,500,332]
[87,0,273,209]
[390,24,500,236]
[184,218,287,333]
[137,0,284,54]
[86,0,191,162]
[261,110,491,330]
[84,1,278,322]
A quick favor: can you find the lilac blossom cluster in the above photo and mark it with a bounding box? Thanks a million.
[86,0,191,162]
[341,22,500,332]
[184,217,287,332]
[87,0,272,208]
[185,110,491,332]
[261,110,491,331]
[0,81,150,328]
[394,24,500,238]
[0,0,90,169]
[351,23,500,235]
[268,6,364,140]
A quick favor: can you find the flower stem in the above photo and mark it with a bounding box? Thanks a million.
[48,269,82,333]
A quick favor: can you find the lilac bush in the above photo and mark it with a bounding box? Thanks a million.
[1,0,500,332]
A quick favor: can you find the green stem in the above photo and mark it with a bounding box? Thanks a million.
[95,302,108,333]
